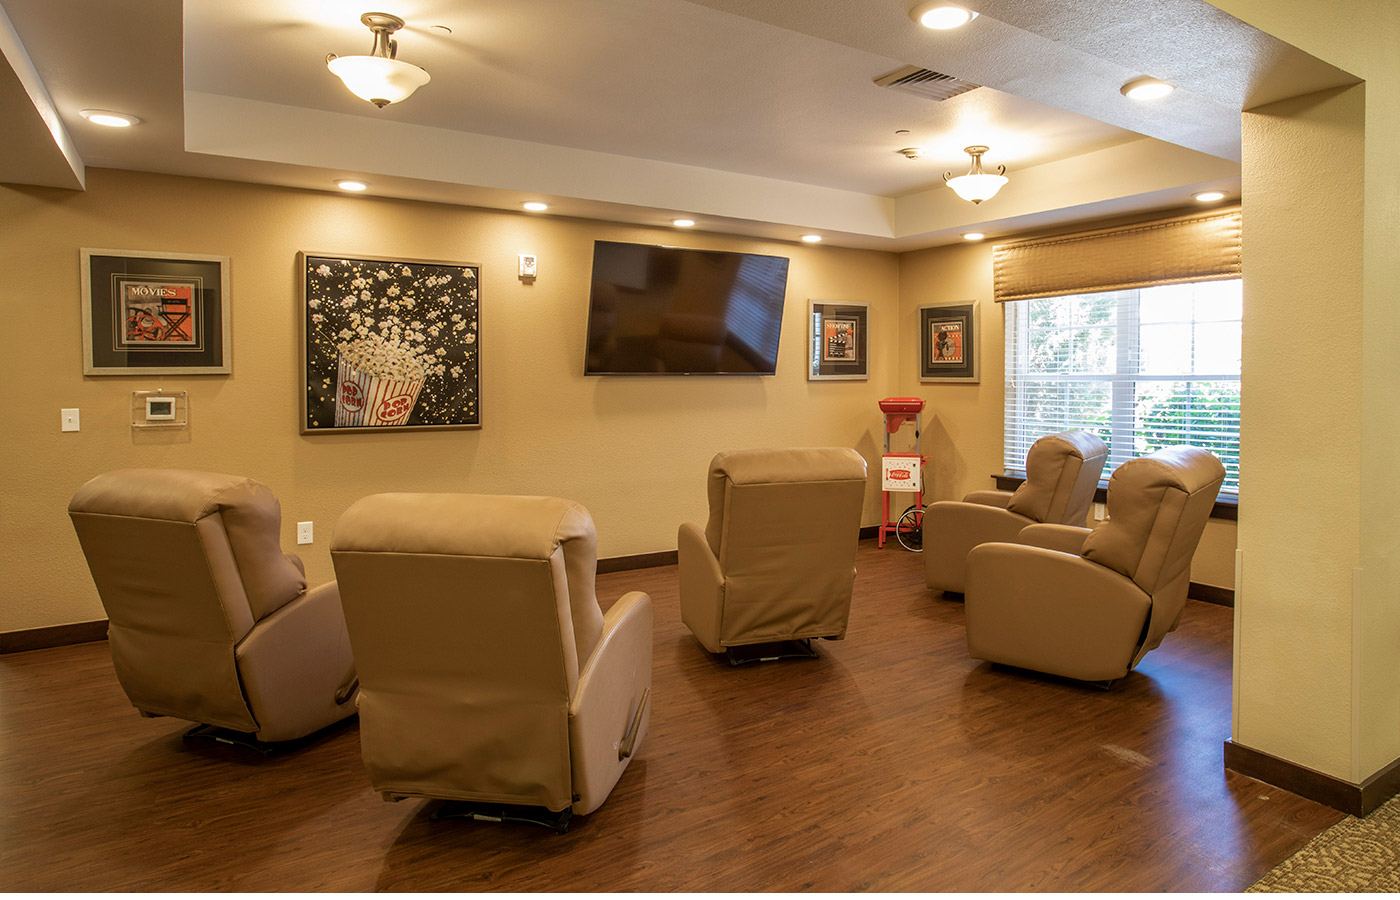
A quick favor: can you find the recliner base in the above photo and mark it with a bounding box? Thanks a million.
[725,638,819,666]
[431,800,572,833]
[181,723,279,756]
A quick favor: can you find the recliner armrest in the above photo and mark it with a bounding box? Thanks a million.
[923,501,1036,593]
[284,552,306,578]
[962,489,1014,509]
[1015,523,1093,556]
[965,542,1151,682]
[234,580,358,742]
[568,590,653,816]
[677,521,725,652]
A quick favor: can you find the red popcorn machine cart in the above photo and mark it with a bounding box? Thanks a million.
[878,397,926,551]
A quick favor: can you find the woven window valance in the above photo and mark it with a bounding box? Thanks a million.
[992,207,1241,302]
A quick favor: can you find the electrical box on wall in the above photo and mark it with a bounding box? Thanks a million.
[131,390,188,428]
[518,253,537,280]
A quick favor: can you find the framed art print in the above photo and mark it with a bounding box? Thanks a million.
[300,252,481,433]
[80,249,231,375]
[919,301,979,383]
[808,300,869,381]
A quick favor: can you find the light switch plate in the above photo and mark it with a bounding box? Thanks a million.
[296,521,314,544]
[518,253,537,279]
[61,408,80,432]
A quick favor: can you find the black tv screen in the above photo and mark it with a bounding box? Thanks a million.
[584,241,790,375]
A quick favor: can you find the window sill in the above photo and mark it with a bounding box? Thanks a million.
[992,474,1238,521]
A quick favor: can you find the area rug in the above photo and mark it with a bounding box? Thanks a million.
[1248,793,1400,891]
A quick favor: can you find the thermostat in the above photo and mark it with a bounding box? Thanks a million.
[131,389,188,428]
[519,253,538,280]
[145,396,176,421]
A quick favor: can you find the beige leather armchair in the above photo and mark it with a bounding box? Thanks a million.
[68,469,358,748]
[678,448,868,660]
[964,446,1226,684]
[330,493,651,830]
[923,429,1108,594]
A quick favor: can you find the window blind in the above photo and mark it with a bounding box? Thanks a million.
[1003,281,1241,496]
[993,207,1242,302]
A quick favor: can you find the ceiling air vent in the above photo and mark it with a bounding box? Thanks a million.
[874,65,980,102]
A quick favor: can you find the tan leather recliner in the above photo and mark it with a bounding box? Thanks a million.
[923,429,1108,594]
[964,446,1226,684]
[678,448,868,657]
[330,493,652,825]
[68,469,358,744]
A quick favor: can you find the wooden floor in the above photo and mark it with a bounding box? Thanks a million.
[0,541,1341,891]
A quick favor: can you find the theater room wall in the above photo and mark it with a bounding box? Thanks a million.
[0,168,900,632]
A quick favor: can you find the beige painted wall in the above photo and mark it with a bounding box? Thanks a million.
[0,169,901,633]
[897,239,1238,589]
[1211,0,1400,783]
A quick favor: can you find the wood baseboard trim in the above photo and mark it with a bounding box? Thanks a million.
[1224,740,1400,817]
[597,550,679,574]
[1,619,109,655]
[1189,582,1234,607]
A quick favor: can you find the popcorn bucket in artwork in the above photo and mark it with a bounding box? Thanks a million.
[334,339,427,427]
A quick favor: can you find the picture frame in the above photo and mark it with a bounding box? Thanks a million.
[918,301,979,383]
[808,300,870,381]
[300,252,481,434]
[80,248,231,375]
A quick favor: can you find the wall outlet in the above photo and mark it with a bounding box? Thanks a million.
[61,408,80,432]
[1092,502,1107,521]
[296,521,314,545]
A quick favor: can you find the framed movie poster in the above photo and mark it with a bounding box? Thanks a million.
[300,252,481,433]
[80,249,231,375]
[919,301,979,383]
[808,300,869,381]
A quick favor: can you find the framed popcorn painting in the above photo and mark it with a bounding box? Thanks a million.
[300,253,481,433]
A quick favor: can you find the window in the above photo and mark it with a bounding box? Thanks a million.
[1003,279,1240,497]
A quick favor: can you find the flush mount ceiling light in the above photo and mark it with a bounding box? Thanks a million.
[801,234,823,243]
[672,218,696,227]
[909,2,978,29]
[1195,191,1227,202]
[522,201,549,211]
[944,145,1008,204]
[79,109,141,127]
[1121,76,1174,101]
[336,179,369,191]
[327,13,430,108]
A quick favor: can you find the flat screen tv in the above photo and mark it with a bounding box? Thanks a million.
[584,240,790,375]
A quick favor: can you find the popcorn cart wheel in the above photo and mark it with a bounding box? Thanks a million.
[895,505,923,552]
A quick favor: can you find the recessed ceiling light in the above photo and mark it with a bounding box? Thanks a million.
[1121,77,1175,101]
[910,2,978,29]
[1194,191,1226,202]
[335,179,369,192]
[801,234,823,243]
[672,218,696,227]
[79,109,140,128]
[522,201,549,212]
[962,232,985,241]
[427,24,452,35]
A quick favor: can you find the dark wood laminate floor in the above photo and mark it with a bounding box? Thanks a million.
[0,541,1341,891]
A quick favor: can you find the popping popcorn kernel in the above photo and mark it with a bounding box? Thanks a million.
[338,333,432,382]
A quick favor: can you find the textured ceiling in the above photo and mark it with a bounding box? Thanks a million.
[0,0,1359,249]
